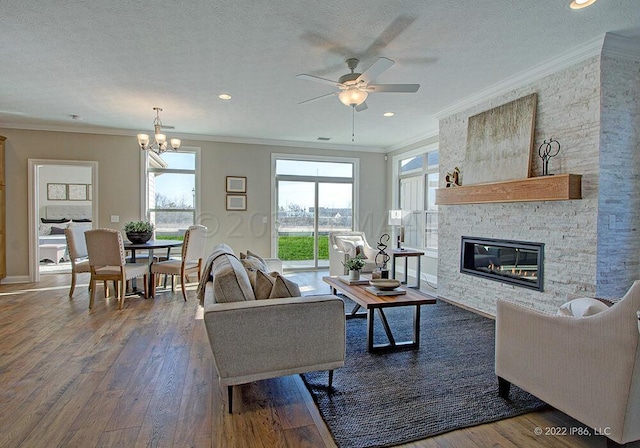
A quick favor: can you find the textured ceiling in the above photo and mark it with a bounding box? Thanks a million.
[1,0,639,151]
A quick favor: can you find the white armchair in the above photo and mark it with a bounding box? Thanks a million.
[496,281,640,446]
[328,231,379,276]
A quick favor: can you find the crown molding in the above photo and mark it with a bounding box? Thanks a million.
[602,33,640,62]
[385,129,440,153]
[434,34,605,120]
[0,122,384,153]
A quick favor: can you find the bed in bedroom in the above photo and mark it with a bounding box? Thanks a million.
[39,205,92,263]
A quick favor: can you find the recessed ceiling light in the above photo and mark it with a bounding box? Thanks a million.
[570,0,597,9]
[218,94,232,100]
[383,112,395,117]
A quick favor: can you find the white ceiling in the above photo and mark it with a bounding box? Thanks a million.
[1,0,639,151]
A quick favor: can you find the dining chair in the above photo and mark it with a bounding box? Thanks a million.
[150,225,207,301]
[85,229,148,310]
[64,225,91,297]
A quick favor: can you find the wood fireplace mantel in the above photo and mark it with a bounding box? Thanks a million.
[435,173,582,205]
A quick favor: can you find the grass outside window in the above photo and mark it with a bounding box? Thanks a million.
[278,235,329,261]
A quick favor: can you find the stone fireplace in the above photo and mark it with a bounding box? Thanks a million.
[435,37,640,316]
[460,237,544,291]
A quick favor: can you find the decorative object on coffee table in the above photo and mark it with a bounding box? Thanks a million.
[124,220,154,244]
[538,138,560,176]
[374,233,391,279]
[343,253,366,281]
[369,279,401,291]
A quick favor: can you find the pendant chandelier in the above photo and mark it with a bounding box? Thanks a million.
[136,107,181,155]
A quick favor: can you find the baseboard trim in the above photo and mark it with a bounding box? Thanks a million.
[438,295,495,320]
[1,275,31,284]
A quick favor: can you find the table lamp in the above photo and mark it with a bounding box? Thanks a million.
[388,210,405,250]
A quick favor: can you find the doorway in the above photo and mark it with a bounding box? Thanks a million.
[28,159,98,282]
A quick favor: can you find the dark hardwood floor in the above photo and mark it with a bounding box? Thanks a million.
[0,270,632,447]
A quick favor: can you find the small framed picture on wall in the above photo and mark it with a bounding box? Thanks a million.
[226,194,247,211]
[68,184,88,201]
[226,176,247,193]
[47,183,67,200]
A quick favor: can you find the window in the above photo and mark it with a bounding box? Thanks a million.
[145,149,200,239]
[398,149,439,253]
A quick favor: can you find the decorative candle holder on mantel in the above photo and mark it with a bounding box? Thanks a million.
[538,138,560,176]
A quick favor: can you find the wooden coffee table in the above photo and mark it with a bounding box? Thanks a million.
[323,276,436,352]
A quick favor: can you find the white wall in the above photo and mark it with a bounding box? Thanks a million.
[38,165,92,217]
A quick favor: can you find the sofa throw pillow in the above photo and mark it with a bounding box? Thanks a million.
[338,240,357,258]
[557,298,609,317]
[50,226,66,235]
[247,250,268,266]
[268,272,301,299]
[355,243,368,259]
[241,255,267,272]
[253,269,276,300]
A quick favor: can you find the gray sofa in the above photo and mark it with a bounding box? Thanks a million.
[197,244,345,413]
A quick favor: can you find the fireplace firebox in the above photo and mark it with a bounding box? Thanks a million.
[460,237,544,291]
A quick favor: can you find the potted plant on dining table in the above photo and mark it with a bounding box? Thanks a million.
[124,220,155,244]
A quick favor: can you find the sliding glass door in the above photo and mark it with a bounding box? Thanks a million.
[275,158,355,270]
[276,180,316,269]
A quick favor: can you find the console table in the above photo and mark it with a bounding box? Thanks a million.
[388,248,425,289]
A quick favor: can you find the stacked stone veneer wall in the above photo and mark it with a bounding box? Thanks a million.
[597,52,640,298]
[438,56,602,315]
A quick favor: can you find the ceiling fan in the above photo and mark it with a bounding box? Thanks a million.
[297,57,420,112]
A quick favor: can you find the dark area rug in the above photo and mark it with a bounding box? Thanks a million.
[301,299,547,448]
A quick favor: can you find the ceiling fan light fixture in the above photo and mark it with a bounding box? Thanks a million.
[570,0,597,9]
[338,88,368,107]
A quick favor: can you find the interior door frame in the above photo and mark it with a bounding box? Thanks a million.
[28,159,99,282]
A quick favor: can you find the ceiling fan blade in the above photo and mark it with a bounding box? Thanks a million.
[298,92,338,105]
[355,102,368,112]
[159,124,175,129]
[296,74,342,88]
[356,57,394,84]
[367,83,420,93]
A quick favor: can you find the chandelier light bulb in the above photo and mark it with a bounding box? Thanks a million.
[137,134,149,149]
[155,133,166,145]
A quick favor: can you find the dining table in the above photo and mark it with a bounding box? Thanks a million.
[124,239,183,294]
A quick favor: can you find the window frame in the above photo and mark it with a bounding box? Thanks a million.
[392,143,439,257]
[141,147,201,235]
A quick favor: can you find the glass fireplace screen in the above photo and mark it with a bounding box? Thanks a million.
[460,237,544,291]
